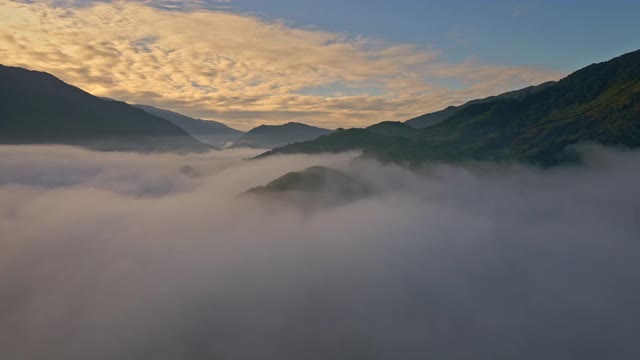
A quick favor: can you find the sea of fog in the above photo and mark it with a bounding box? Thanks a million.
[1,145,639,359]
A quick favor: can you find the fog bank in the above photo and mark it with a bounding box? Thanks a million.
[1,145,639,360]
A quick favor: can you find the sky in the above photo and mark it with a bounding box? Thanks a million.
[1,0,639,130]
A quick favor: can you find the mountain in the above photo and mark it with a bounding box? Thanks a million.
[405,81,556,128]
[134,104,243,148]
[232,122,332,149]
[0,65,211,152]
[253,122,419,160]
[366,121,422,138]
[244,166,372,208]
[259,49,640,166]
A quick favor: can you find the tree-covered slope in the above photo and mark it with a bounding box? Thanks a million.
[261,49,640,166]
[405,81,555,128]
[232,122,332,149]
[408,49,640,164]
[253,122,417,159]
[244,166,372,207]
[0,66,211,152]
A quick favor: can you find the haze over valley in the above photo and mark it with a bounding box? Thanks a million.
[2,144,640,359]
[1,0,639,359]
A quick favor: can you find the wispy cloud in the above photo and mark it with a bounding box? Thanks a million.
[0,0,564,129]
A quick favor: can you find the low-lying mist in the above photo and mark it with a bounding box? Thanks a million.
[1,145,639,360]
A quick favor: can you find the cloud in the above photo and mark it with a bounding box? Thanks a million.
[0,0,563,129]
[0,144,639,359]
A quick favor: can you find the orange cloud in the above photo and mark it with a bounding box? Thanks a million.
[0,1,564,129]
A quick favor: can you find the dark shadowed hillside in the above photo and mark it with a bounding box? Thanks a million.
[232,122,332,149]
[406,81,555,128]
[261,49,640,166]
[253,122,419,160]
[0,66,211,152]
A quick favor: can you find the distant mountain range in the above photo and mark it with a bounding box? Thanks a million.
[260,49,640,166]
[0,65,333,152]
[133,104,243,148]
[231,122,332,149]
[0,65,211,152]
[132,106,333,149]
[4,48,639,162]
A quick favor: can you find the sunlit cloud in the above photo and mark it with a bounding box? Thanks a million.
[0,0,564,129]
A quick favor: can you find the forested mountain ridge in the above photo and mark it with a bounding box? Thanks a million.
[260,49,640,166]
[405,81,556,128]
[232,122,332,149]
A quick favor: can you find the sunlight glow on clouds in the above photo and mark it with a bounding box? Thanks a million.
[0,0,563,129]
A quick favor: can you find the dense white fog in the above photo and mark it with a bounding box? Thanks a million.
[1,145,639,359]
